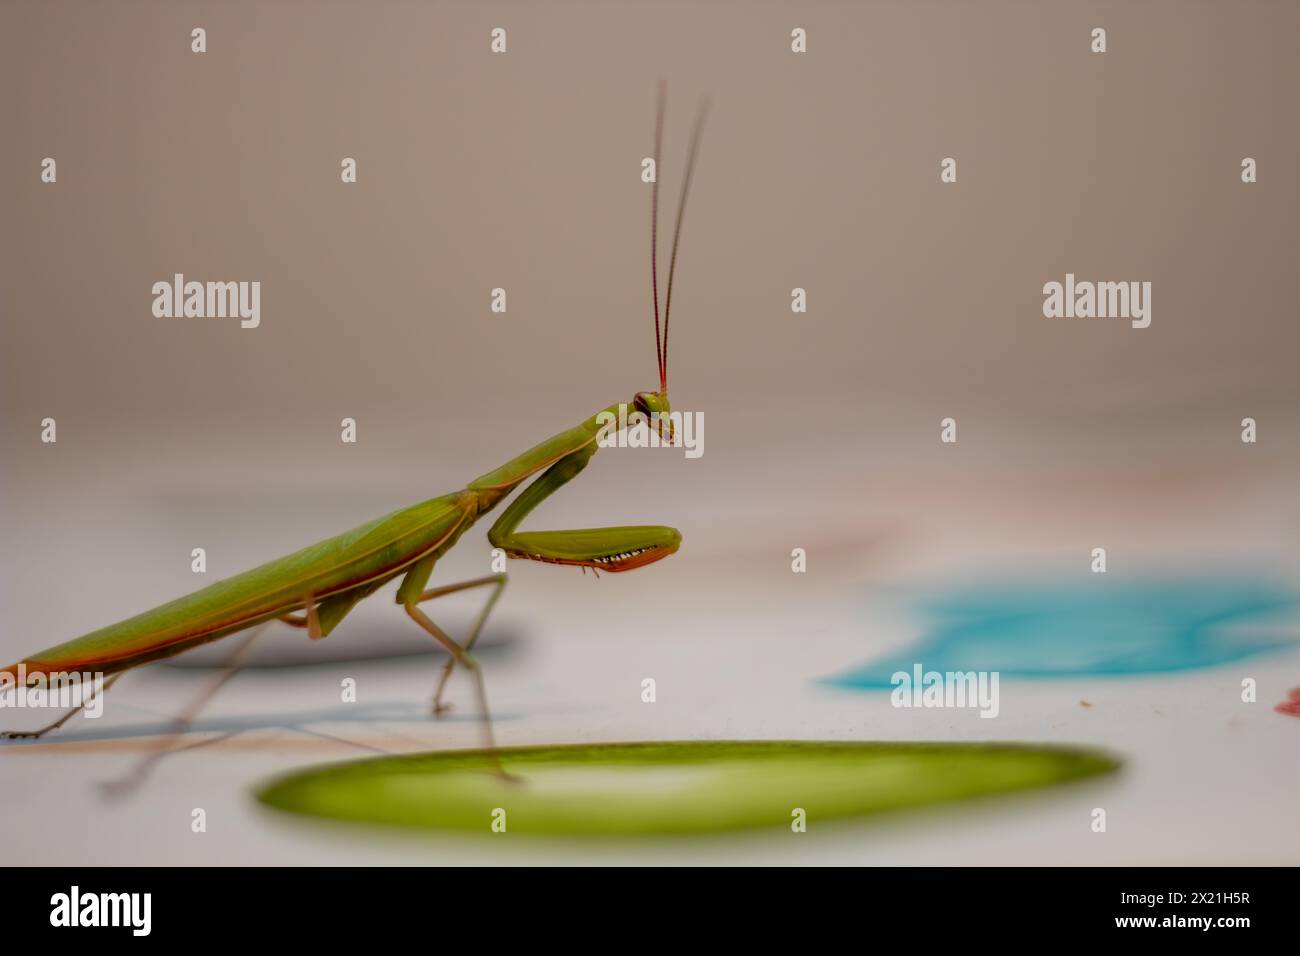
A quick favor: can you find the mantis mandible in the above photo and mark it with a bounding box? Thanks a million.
[2,88,707,753]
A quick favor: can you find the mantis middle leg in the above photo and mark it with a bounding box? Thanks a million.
[398,573,508,750]
[416,574,508,716]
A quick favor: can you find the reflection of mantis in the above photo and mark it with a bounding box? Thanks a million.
[3,88,707,754]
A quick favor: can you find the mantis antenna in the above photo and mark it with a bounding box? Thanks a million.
[651,81,666,391]
[650,83,710,397]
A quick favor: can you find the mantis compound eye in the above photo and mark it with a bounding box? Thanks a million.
[633,391,669,417]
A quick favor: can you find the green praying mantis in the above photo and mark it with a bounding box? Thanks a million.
[2,88,708,758]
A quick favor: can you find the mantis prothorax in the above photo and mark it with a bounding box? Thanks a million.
[2,86,707,758]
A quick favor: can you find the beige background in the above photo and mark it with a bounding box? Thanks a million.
[1,1,1298,864]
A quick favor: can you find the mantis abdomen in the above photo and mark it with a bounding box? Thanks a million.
[7,491,474,677]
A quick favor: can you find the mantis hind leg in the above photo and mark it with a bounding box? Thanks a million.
[1,671,124,740]
[100,621,272,799]
[279,585,375,639]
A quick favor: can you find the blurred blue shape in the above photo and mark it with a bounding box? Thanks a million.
[828,577,1300,688]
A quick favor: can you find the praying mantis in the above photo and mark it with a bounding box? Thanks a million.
[2,87,707,756]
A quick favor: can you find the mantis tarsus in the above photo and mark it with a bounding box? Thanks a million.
[2,88,707,760]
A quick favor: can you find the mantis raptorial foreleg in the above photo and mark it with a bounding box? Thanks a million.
[487,445,680,568]
[1,671,124,740]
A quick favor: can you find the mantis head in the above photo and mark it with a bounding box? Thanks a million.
[634,389,673,443]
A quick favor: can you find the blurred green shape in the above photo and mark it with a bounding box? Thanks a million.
[256,740,1119,835]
